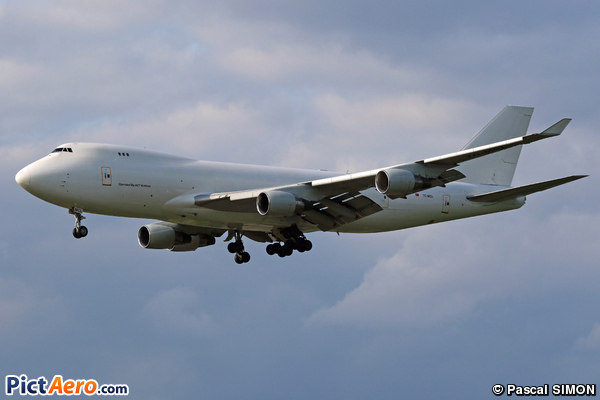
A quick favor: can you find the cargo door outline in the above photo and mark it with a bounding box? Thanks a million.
[101,167,112,186]
[442,194,450,214]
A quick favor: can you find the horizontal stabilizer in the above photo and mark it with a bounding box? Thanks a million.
[467,175,587,203]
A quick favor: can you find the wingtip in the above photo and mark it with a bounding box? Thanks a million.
[560,174,589,185]
[540,118,572,136]
[571,174,589,180]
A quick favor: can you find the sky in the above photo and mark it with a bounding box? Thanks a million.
[1,1,599,398]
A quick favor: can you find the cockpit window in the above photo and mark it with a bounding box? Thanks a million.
[51,147,73,153]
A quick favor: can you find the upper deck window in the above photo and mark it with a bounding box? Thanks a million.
[51,147,73,153]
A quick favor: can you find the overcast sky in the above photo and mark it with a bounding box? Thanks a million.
[1,1,598,399]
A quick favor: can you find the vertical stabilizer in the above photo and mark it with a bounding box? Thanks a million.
[457,106,534,186]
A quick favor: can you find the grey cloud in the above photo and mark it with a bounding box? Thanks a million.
[308,209,600,329]
[2,1,599,399]
[576,322,600,351]
[142,286,218,337]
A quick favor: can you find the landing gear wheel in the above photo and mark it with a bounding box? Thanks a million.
[267,243,282,256]
[283,241,294,256]
[227,242,238,254]
[234,251,251,264]
[266,225,314,258]
[304,240,313,251]
[69,207,88,239]
[229,231,251,264]
[73,226,88,239]
[296,237,307,252]
[241,251,250,263]
[78,226,88,238]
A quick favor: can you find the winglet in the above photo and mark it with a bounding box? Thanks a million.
[522,118,572,144]
[538,118,572,137]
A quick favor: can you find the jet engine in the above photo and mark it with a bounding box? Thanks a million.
[375,169,433,198]
[138,223,216,252]
[256,190,305,216]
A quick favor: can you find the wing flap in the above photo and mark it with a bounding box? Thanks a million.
[303,192,383,231]
[439,169,467,183]
[343,194,383,215]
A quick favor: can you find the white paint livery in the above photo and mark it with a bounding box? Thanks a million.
[15,106,586,263]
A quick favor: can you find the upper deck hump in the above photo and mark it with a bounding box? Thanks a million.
[55,142,196,164]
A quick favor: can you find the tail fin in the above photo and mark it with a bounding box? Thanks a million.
[457,106,533,186]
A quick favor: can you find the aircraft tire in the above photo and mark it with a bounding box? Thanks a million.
[304,240,313,251]
[227,242,237,253]
[78,226,88,237]
[241,252,250,263]
[296,238,306,252]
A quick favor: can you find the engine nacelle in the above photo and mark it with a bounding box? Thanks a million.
[256,190,305,216]
[375,169,432,198]
[138,223,215,252]
[170,234,216,252]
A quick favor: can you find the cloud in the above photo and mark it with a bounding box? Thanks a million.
[75,101,270,159]
[0,278,38,332]
[2,1,600,399]
[576,322,600,351]
[5,0,166,32]
[308,205,599,330]
[216,40,423,87]
[307,94,479,170]
[142,286,218,337]
[307,224,503,328]
[0,276,69,342]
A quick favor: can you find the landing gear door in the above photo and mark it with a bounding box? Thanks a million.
[442,194,450,214]
[101,167,112,186]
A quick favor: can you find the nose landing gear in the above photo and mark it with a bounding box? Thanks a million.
[69,207,88,239]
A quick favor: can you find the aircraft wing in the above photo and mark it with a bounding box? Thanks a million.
[193,184,383,231]
[309,118,572,192]
[180,118,571,231]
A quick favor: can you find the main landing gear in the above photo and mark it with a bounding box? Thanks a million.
[69,207,88,239]
[226,226,313,264]
[266,226,313,258]
[227,231,250,264]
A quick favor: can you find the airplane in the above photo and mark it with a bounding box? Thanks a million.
[15,106,586,264]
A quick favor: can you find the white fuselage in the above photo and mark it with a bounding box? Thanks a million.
[16,143,525,234]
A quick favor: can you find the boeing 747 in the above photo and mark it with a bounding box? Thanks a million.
[15,106,586,263]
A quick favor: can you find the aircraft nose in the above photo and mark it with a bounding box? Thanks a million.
[15,166,31,189]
